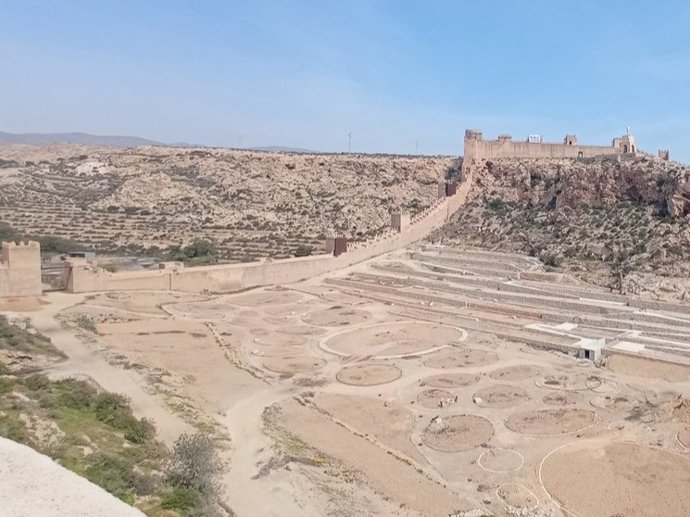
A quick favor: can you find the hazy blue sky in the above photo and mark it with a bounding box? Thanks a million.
[1,1,689,160]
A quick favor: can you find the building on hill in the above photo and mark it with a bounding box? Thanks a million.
[462,128,645,171]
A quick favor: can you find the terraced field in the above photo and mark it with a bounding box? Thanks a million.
[0,145,456,260]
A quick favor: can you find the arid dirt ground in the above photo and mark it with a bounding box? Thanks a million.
[14,245,690,516]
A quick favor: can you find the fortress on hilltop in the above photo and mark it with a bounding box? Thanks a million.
[461,128,659,171]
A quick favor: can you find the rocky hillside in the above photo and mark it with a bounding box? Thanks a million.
[0,145,456,260]
[468,155,690,216]
[435,155,690,301]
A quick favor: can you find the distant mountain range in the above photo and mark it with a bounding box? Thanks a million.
[0,131,166,147]
[0,132,323,153]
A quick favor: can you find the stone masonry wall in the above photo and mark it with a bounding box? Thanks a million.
[67,175,473,294]
[0,241,42,298]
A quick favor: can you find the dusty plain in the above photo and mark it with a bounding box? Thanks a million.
[11,244,690,517]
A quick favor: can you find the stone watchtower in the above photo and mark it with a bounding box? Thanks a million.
[0,241,42,298]
[462,129,483,173]
[612,127,637,154]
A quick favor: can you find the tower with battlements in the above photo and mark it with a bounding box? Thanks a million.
[0,241,42,298]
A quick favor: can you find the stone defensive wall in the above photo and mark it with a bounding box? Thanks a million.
[66,176,473,295]
[461,129,637,173]
[0,241,42,299]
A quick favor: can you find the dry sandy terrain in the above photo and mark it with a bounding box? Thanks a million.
[9,244,690,516]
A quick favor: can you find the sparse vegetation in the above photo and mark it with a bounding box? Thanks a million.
[168,239,218,265]
[0,147,453,261]
[0,316,225,516]
[164,433,224,516]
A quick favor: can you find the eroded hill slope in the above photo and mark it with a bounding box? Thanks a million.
[0,145,456,260]
[435,155,690,300]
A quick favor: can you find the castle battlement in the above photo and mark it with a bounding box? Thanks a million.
[0,240,42,299]
[462,129,640,172]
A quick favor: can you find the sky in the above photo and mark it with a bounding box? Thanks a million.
[1,0,689,160]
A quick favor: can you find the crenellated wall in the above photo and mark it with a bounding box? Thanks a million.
[462,129,638,173]
[67,176,473,294]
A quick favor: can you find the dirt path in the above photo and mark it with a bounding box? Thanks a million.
[222,386,319,517]
[28,293,192,444]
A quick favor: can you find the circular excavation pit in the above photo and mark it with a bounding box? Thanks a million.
[478,448,523,473]
[505,409,596,436]
[322,321,465,358]
[590,395,641,412]
[421,414,494,452]
[489,364,541,382]
[541,441,690,517]
[423,348,499,369]
[336,363,402,386]
[422,373,480,389]
[262,355,326,375]
[417,389,456,409]
[542,391,583,406]
[537,374,591,391]
[473,385,529,409]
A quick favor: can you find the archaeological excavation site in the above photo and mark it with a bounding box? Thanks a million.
[1,128,690,517]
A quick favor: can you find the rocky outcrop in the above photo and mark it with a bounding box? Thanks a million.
[468,155,690,216]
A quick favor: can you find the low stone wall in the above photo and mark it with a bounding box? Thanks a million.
[68,177,473,294]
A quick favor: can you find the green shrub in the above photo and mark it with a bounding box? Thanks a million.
[0,413,30,443]
[0,361,9,375]
[166,433,221,495]
[85,453,133,498]
[294,245,313,257]
[161,487,202,513]
[56,379,98,410]
[24,374,50,392]
[123,418,154,444]
[539,252,562,267]
[169,239,217,264]
[93,392,154,443]
[76,315,97,333]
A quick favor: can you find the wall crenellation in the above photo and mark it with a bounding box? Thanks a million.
[462,128,643,173]
[0,240,43,299]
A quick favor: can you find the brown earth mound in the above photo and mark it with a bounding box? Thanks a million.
[421,373,480,388]
[541,441,690,517]
[421,414,494,452]
[324,321,464,358]
[423,348,499,369]
[262,355,326,374]
[489,364,541,382]
[335,363,402,386]
[417,389,455,409]
[590,395,641,412]
[473,385,529,408]
[505,409,596,435]
[542,391,582,406]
